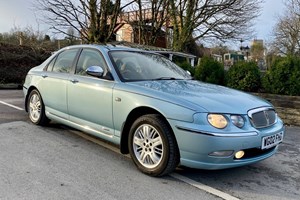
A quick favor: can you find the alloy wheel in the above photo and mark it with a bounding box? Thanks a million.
[29,93,41,123]
[132,124,164,169]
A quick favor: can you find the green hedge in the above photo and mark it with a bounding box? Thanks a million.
[194,56,225,85]
[263,56,300,96]
[177,61,195,76]
[177,55,299,96]
[0,43,50,84]
[226,61,261,92]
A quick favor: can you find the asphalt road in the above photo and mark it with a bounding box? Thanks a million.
[0,90,299,200]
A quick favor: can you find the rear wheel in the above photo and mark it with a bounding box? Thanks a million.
[128,114,179,176]
[27,89,49,125]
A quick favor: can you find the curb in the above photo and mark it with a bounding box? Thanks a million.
[0,84,22,90]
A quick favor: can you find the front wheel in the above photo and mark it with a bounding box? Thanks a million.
[128,114,179,176]
[27,89,49,125]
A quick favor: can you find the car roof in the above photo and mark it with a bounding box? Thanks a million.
[60,44,144,52]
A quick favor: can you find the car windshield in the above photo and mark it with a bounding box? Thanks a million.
[110,51,192,81]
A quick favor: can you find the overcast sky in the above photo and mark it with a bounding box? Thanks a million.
[0,0,47,33]
[0,0,285,45]
[255,0,285,41]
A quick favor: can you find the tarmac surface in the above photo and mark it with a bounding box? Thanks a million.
[0,89,299,200]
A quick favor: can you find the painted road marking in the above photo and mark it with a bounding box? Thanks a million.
[0,100,24,111]
[68,128,240,200]
[170,173,240,200]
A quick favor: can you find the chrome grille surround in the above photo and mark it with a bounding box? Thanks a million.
[248,107,277,128]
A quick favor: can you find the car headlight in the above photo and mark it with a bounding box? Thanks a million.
[207,114,228,129]
[230,115,245,128]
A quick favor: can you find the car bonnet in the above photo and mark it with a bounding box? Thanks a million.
[127,80,272,114]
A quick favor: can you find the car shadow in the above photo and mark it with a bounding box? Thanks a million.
[173,148,300,200]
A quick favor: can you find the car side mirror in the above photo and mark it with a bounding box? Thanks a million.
[86,66,104,78]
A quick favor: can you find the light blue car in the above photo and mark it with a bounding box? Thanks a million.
[23,44,285,176]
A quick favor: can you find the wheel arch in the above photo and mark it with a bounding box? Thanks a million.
[24,86,39,112]
[120,106,179,155]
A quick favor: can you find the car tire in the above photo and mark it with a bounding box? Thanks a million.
[128,114,179,176]
[27,89,49,125]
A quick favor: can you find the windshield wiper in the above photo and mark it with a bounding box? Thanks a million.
[154,77,181,80]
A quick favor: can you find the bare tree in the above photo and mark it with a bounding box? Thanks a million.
[36,0,134,43]
[168,0,264,51]
[131,0,169,46]
[271,0,300,55]
[65,27,77,44]
[36,0,263,50]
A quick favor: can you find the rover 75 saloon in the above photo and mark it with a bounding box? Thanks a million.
[23,44,285,176]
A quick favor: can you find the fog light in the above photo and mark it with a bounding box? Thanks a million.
[235,150,245,159]
[209,150,233,157]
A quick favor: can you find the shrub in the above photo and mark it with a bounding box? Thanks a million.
[262,56,300,96]
[226,61,261,92]
[0,43,50,85]
[195,56,224,85]
[177,61,195,76]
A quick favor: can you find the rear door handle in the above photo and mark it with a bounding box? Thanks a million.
[70,79,79,84]
[41,74,48,78]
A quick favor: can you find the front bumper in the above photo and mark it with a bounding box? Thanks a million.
[169,118,285,170]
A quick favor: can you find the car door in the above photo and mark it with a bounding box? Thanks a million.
[67,48,115,137]
[38,48,79,119]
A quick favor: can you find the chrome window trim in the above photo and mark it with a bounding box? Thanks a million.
[176,126,258,137]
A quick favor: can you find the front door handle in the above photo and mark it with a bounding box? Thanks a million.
[41,74,48,78]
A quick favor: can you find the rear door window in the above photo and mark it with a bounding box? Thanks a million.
[46,57,57,72]
[52,49,78,73]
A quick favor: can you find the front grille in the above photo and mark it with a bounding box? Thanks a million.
[248,107,277,128]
